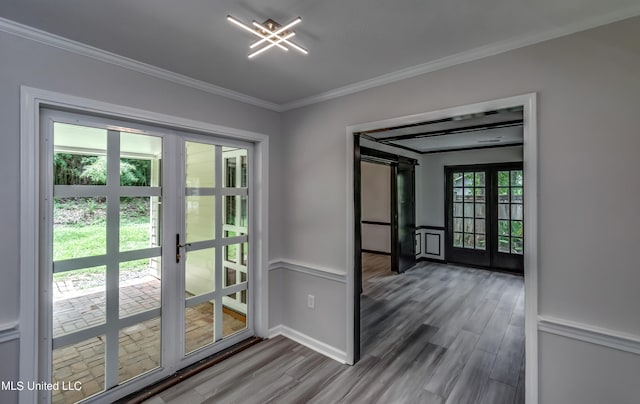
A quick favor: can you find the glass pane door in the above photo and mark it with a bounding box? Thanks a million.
[452,171,487,250]
[447,168,491,267]
[43,110,255,404]
[497,169,524,254]
[182,142,249,354]
[446,163,524,274]
[491,167,524,272]
[50,122,163,403]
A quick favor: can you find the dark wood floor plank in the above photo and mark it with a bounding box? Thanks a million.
[377,343,446,403]
[476,308,512,354]
[444,348,496,404]
[479,379,516,404]
[514,356,526,404]
[464,298,498,335]
[510,292,525,329]
[490,324,525,386]
[424,330,479,397]
[268,356,346,404]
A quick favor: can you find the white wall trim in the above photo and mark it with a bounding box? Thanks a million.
[19,86,270,404]
[0,321,20,344]
[538,316,640,356]
[416,228,445,261]
[346,93,538,403]
[268,325,348,364]
[281,7,640,111]
[0,17,281,112]
[268,260,347,284]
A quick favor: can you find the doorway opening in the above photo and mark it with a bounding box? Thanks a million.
[347,94,537,404]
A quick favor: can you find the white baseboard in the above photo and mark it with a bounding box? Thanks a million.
[268,325,348,364]
[268,325,284,339]
[538,316,640,355]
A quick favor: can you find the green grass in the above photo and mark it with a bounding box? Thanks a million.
[53,221,154,282]
[54,221,150,261]
[52,198,158,285]
[54,225,107,260]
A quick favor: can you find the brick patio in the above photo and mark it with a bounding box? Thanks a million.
[51,276,246,404]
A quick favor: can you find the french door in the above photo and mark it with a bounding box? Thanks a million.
[445,163,524,274]
[41,110,253,403]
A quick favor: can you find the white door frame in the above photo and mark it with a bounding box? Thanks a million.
[19,86,270,404]
[345,93,538,404]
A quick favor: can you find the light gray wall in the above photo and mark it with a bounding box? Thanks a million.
[268,268,283,329]
[539,333,640,404]
[280,16,640,402]
[280,270,347,350]
[361,161,391,253]
[419,145,523,227]
[0,29,283,402]
[0,340,19,403]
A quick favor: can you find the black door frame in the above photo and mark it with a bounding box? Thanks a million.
[395,158,417,273]
[444,161,524,274]
[353,141,418,362]
[359,152,398,272]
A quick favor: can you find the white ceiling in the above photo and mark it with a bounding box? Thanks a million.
[1,0,639,107]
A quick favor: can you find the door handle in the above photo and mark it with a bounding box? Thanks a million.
[176,234,191,263]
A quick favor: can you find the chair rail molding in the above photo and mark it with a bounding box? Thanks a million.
[0,321,20,344]
[538,316,640,355]
[268,259,347,283]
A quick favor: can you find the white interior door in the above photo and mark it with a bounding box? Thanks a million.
[41,110,253,403]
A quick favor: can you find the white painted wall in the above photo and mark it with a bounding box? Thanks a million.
[419,145,523,227]
[361,161,391,253]
[280,17,640,403]
[0,340,19,403]
[0,29,282,403]
[539,333,640,404]
[279,269,347,351]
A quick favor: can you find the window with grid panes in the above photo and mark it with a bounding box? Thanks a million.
[452,171,486,250]
[497,169,524,254]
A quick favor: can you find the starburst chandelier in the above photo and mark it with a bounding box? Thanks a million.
[227,15,309,59]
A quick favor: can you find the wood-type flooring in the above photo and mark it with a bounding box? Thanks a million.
[144,253,525,404]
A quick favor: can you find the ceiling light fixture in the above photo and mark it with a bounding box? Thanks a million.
[227,15,308,58]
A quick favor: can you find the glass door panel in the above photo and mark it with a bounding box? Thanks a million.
[50,118,164,402]
[44,111,254,403]
[447,169,491,266]
[446,163,523,273]
[182,141,250,356]
[491,167,524,272]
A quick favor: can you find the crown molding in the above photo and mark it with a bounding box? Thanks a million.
[279,5,640,111]
[2,5,639,114]
[0,17,282,112]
